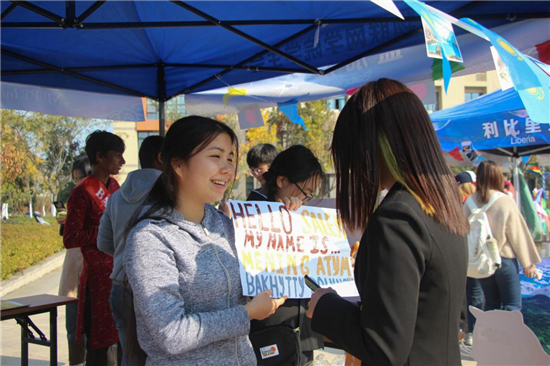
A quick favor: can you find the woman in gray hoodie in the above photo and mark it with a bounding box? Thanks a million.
[124,116,287,366]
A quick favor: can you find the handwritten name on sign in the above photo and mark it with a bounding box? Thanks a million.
[229,200,359,298]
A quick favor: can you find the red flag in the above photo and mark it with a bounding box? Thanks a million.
[448,146,464,161]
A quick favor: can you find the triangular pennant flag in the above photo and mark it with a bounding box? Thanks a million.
[448,146,464,161]
[405,0,463,93]
[237,108,265,130]
[370,0,404,20]
[461,18,549,124]
[431,59,464,81]
[277,99,307,130]
[223,86,247,107]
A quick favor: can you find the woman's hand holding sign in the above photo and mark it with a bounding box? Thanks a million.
[245,289,287,320]
[277,196,303,211]
[306,288,337,319]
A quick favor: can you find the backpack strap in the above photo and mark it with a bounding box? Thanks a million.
[466,192,505,213]
[481,192,505,213]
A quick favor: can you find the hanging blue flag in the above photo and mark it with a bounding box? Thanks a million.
[404,0,460,93]
[461,18,549,124]
[277,99,308,130]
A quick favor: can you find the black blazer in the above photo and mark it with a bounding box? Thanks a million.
[311,183,467,366]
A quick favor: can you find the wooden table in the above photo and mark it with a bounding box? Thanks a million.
[1,294,77,366]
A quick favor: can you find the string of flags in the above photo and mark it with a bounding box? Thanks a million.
[221,0,549,130]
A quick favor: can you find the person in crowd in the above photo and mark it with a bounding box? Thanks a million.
[306,78,469,365]
[123,116,288,366]
[57,157,91,366]
[504,179,516,199]
[246,143,279,200]
[456,170,482,347]
[248,144,325,365]
[63,130,125,366]
[468,161,541,314]
[97,135,164,365]
[456,171,476,203]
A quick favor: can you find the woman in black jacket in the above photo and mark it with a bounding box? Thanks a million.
[307,79,469,366]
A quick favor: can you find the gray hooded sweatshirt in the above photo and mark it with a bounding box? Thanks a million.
[124,205,256,366]
[98,168,162,282]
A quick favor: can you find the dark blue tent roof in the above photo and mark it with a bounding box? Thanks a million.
[2,1,549,101]
[431,88,550,156]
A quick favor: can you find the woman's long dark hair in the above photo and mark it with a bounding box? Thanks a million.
[123,116,239,365]
[476,160,505,204]
[331,78,469,236]
[263,145,325,201]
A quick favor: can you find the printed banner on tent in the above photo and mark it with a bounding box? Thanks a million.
[0,82,145,121]
[436,109,550,151]
[229,200,359,299]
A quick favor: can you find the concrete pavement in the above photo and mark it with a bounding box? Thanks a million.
[1,267,69,366]
[1,259,477,366]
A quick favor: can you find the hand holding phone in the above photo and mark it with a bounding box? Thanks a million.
[304,275,321,292]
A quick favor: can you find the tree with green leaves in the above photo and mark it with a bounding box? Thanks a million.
[1,109,107,215]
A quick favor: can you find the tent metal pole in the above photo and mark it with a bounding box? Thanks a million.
[1,3,18,21]
[169,0,321,75]
[75,1,106,27]
[1,48,153,98]
[4,14,549,29]
[167,63,316,74]
[159,100,166,137]
[3,63,157,75]
[10,1,64,25]
[158,64,166,137]
[513,149,521,210]
[180,22,318,94]
[65,1,76,28]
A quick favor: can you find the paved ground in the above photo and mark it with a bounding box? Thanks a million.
[1,266,477,365]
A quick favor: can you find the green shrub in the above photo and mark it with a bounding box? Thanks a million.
[1,216,64,280]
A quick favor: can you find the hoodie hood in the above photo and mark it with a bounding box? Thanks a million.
[120,169,162,204]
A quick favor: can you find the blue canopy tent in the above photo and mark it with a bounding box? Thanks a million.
[432,87,550,156]
[2,1,549,134]
[431,87,550,208]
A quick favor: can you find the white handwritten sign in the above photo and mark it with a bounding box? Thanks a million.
[229,200,359,299]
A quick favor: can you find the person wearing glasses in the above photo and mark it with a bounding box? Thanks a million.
[247,144,325,365]
[246,143,279,201]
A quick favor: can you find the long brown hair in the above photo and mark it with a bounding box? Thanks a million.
[475,160,505,204]
[123,116,239,366]
[331,78,468,236]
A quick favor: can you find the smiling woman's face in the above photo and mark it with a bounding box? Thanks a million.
[173,132,235,206]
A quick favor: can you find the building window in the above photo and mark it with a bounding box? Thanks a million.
[146,99,158,120]
[172,95,187,117]
[465,87,486,102]
[326,96,346,111]
[424,86,441,113]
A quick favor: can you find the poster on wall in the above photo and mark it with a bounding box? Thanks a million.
[229,200,359,299]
